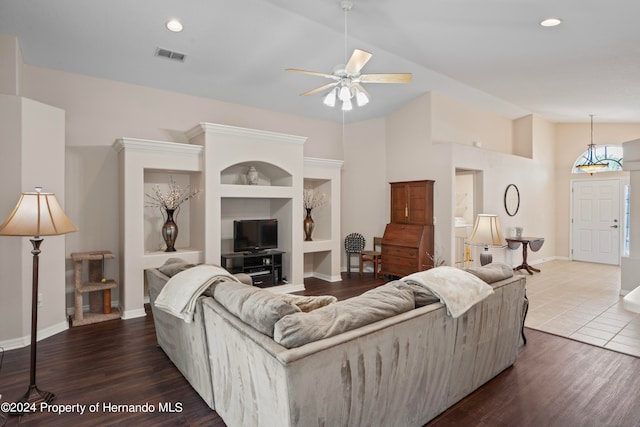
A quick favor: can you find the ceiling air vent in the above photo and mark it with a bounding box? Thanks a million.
[155,48,186,62]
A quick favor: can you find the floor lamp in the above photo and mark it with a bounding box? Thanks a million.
[0,187,77,408]
[466,214,506,266]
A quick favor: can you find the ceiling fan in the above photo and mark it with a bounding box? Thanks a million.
[286,1,412,111]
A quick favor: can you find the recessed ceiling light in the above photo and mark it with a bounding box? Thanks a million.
[540,17,562,27]
[166,19,183,32]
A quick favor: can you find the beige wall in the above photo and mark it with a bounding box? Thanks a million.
[23,65,344,157]
[0,95,67,346]
[0,34,22,96]
[385,94,432,182]
[385,93,558,266]
[431,92,513,154]
[0,95,24,342]
[341,117,388,269]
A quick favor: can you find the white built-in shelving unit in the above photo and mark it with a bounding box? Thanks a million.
[303,157,343,281]
[114,124,344,318]
[113,138,204,319]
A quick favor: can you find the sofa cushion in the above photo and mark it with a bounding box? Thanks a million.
[158,258,197,277]
[157,258,252,289]
[405,283,441,308]
[463,262,514,284]
[273,280,415,348]
[213,281,301,337]
[278,294,338,312]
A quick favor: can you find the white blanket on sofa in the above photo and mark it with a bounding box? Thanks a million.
[154,264,240,323]
[402,266,494,318]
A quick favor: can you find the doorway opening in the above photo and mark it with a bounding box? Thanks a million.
[454,169,483,266]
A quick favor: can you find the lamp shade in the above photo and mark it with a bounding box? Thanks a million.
[0,188,78,237]
[467,214,506,247]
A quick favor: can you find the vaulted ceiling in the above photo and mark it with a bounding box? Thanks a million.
[2,0,639,124]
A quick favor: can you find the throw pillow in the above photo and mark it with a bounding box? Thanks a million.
[464,262,514,284]
[158,258,196,277]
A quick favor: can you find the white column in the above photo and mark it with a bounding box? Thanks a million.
[621,139,640,295]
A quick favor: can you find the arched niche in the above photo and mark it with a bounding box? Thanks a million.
[220,161,292,186]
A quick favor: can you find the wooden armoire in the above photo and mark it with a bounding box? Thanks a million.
[381,180,435,277]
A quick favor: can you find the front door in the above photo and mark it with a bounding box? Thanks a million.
[571,179,620,264]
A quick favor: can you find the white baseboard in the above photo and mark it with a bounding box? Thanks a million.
[0,320,68,351]
[304,272,342,282]
[529,256,567,266]
[66,300,121,316]
[266,283,305,294]
[0,336,28,351]
[121,308,147,320]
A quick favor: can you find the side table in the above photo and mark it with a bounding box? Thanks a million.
[506,237,544,275]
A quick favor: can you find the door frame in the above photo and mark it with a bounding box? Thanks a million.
[569,177,628,264]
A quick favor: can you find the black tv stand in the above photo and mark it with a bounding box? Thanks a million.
[245,250,267,255]
[221,250,284,288]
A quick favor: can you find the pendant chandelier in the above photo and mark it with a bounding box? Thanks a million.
[576,115,607,175]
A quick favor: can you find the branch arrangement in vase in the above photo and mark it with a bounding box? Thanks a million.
[145,177,200,210]
[303,189,327,211]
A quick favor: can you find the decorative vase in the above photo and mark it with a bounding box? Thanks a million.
[303,208,315,241]
[246,166,258,185]
[162,208,178,252]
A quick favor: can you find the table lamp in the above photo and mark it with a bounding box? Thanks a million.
[466,214,506,266]
[0,187,78,409]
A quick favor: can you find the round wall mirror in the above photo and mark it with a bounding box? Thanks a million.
[504,184,520,216]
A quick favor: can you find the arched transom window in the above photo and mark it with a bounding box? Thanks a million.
[573,145,623,174]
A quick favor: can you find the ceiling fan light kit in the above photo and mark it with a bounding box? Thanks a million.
[355,87,369,106]
[323,89,337,107]
[286,0,411,111]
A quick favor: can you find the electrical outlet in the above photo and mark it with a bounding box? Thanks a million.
[38,292,43,307]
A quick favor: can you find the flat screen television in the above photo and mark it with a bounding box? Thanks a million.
[233,219,278,253]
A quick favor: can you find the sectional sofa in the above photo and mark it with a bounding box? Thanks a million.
[147,261,526,426]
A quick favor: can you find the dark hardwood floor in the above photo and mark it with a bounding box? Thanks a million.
[1,273,639,426]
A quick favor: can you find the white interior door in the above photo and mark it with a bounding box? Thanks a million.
[571,179,620,264]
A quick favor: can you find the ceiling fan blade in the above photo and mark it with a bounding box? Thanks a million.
[286,68,338,80]
[353,83,371,98]
[300,82,338,97]
[345,49,373,76]
[360,73,413,83]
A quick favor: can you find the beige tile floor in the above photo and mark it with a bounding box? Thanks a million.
[523,259,640,357]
